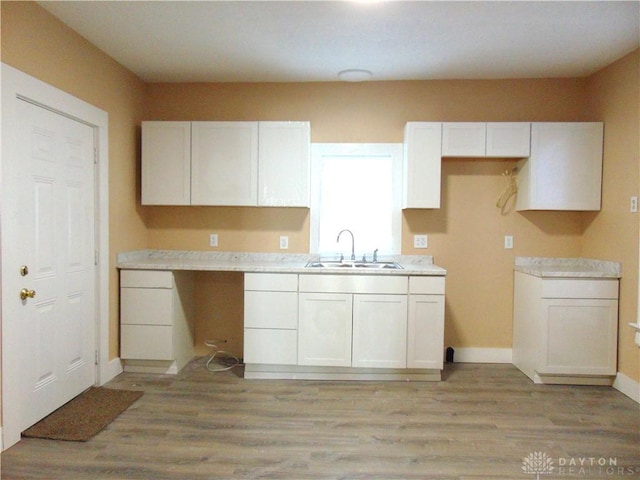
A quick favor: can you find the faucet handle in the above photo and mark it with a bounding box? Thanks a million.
[362,254,367,263]
[373,248,379,263]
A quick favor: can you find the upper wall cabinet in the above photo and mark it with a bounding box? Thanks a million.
[442,122,531,158]
[258,122,310,207]
[192,122,259,206]
[141,121,310,207]
[516,122,603,211]
[403,122,442,209]
[141,122,192,205]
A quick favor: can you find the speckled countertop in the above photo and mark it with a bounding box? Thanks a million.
[514,257,621,278]
[117,250,447,276]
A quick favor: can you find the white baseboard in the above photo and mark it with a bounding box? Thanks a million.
[613,371,640,403]
[98,357,123,386]
[451,348,513,364]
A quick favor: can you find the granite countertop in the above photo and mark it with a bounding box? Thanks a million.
[117,250,447,276]
[514,257,621,278]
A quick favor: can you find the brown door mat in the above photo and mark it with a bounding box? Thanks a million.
[22,387,143,442]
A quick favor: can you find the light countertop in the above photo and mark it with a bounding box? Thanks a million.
[117,250,447,276]
[514,257,621,278]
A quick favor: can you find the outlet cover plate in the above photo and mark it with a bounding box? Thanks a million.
[414,234,428,249]
[504,235,514,249]
[279,236,289,249]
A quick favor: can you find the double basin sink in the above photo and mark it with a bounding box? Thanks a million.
[305,260,403,270]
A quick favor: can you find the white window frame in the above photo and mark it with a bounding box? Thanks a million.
[310,143,403,256]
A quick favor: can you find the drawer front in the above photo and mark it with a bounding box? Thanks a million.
[121,288,173,325]
[243,329,297,365]
[541,279,618,299]
[409,276,446,295]
[121,270,173,288]
[245,273,298,292]
[121,325,173,360]
[244,291,298,329]
[299,274,408,294]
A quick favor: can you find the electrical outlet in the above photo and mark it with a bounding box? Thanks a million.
[209,233,218,247]
[504,235,514,249]
[631,196,638,213]
[279,236,289,249]
[414,234,428,249]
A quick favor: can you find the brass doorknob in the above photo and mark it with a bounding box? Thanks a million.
[20,288,36,300]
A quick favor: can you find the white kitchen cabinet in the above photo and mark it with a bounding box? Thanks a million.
[407,276,446,369]
[191,121,259,206]
[352,294,407,368]
[298,292,353,367]
[516,122,603,211]
[142,120,310,206]
[485,122,531,157]
[141,121,191,205]
[298,274,409,368]
[442,122,487,157]
[512,271,618,384]
[120,270,194,374]
[403,122,442,209]
[243,273,298,365]
[258,122,310,207]
[442,122,531,158]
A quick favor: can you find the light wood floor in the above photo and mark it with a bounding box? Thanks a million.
[2,362,638,479]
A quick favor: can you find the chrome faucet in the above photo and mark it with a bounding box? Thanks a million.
[336,229,355,261]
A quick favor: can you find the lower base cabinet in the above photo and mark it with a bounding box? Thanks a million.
[512,271,618,384]
[120,270,195,374]
[243,273,298,365]
[243,273,446,379]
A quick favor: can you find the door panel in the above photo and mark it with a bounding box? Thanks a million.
[2,98,96,435]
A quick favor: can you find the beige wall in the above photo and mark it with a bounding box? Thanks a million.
[1,1,637,391]
[1,1,149,364]
[583,50,640,382]
[146,79,591,357]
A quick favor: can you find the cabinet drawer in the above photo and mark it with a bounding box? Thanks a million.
[245,273,297,291]
[121,270,173,288]
[299,274,407,294]
[121,288,173,325]
[121,325,173,360]
[409,276,445,295]
[244,291,298,329]
[243,329,297,365]
[541,279,618,299]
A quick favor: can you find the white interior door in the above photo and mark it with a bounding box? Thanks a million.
[2,98,97,440]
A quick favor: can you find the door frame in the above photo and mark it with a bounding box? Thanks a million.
[1,63,114,450]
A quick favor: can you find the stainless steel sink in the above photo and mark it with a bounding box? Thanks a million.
[305,261,403,270]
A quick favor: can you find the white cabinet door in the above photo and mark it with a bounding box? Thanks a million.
[191,122,258,206]
[402,122,442,209]
[141,121,191,205]
[539,298,618,376]
[352,294,407,368]
[516,122,603,211]
[407,294,445,369]
[298,292,353,367]
[442,123,486,157]
[258,122,310,207]
[486,122,531,157]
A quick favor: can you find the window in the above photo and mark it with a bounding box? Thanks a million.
[310,143,403,257]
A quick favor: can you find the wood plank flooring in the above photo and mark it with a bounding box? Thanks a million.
[2,362,639,479]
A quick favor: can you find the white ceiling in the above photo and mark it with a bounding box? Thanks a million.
[38,1,640,83]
